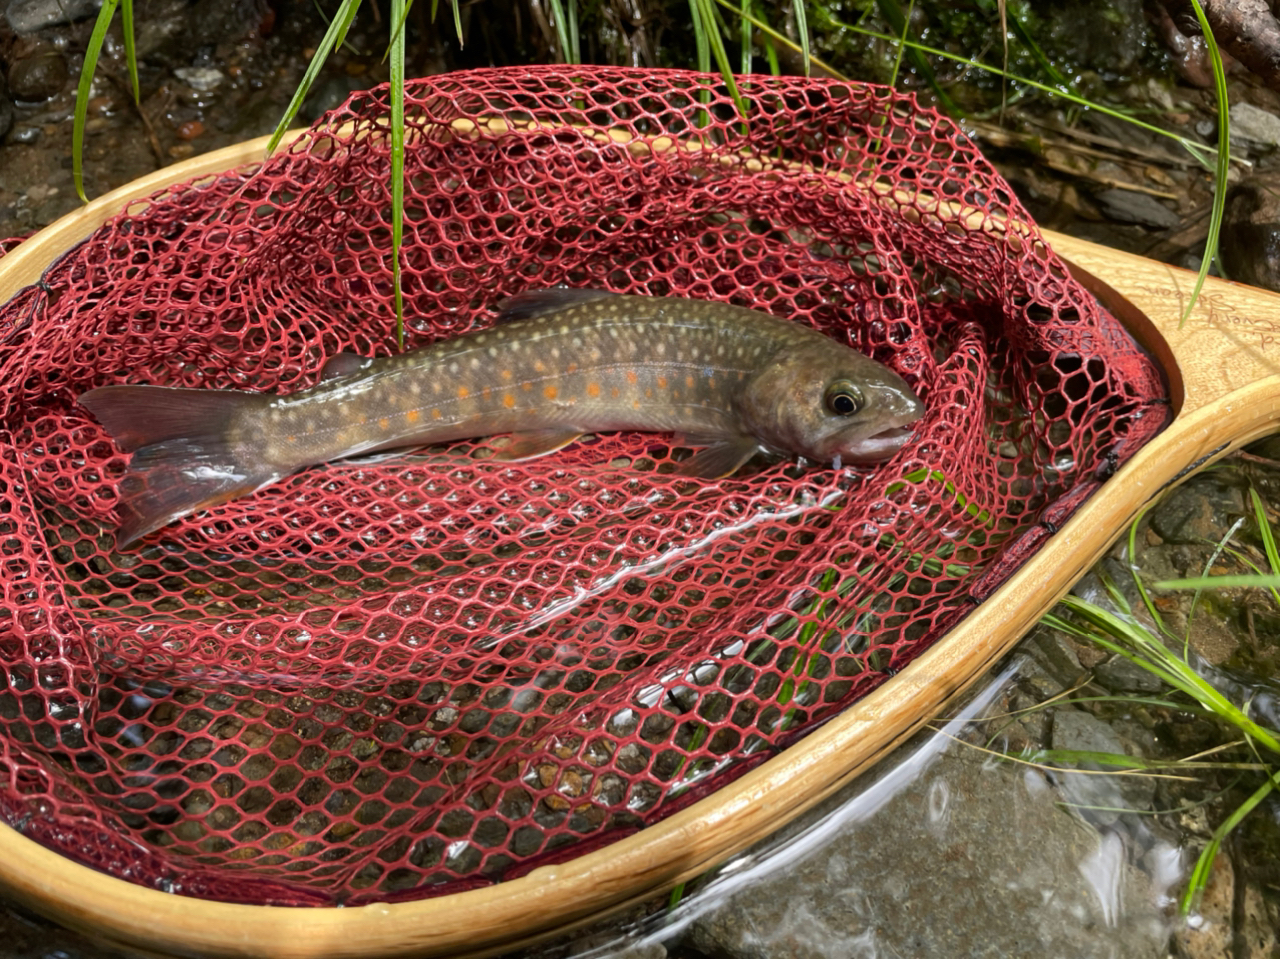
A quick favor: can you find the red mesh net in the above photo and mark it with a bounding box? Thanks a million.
[0,66,1168,905]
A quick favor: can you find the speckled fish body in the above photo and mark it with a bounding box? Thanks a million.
[79,289,924,547]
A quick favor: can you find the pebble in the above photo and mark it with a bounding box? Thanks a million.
[1228,103,1280,150]
[6,48,69,103]
[1220,175,1280,294]
[5,0,102,33]
[174,67,225,93]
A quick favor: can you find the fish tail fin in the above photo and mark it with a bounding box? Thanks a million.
[79,385,278,548]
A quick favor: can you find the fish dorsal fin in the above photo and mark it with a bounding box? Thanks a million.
[495,288,617,324]
[320,352,372,381]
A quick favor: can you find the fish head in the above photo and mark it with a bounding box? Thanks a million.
[739,344,925,467]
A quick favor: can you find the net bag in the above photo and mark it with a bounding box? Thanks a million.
[0,66,1168,908]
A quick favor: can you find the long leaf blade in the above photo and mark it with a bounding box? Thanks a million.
[73,0,121,203]
[267,0,364,155]
[390,0,407,350]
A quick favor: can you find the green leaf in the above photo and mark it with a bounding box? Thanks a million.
[690,0,711,73]
[120,0,139,104]
[740,0,751,74]
[1179,0,1229,329]
[791,0,810,77]
[1181,772,1277,915]
[390,0,407,351]
[1154,574,1280,591]
[546,0,578,64]
[267,0,364,155]
[73,0,121,203]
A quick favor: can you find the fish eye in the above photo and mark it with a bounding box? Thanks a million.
[824,381,864,417]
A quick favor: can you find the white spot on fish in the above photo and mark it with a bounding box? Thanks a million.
[832,454,843,470]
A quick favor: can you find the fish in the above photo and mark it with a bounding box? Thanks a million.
[78,288,925,548]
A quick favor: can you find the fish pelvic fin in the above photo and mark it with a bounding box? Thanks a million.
[675,437,762,478]
[490,429,585,461]
[79,385,277,548]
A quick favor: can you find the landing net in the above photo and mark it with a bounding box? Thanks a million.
[0,66,1168,905]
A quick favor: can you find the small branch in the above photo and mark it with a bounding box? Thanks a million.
[1165,0,1280,89]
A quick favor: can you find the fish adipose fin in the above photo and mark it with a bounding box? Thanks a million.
[79,385,277,548]
[491,429,584,461]
[675,437,762,478]
[494,288,616,323]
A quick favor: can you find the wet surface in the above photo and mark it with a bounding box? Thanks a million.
[4,0,1280,956]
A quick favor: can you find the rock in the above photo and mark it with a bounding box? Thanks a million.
[1038,0,1148,75]
[1220,176,1280,294]
[1050,708,1157,823]
[1095,654,1167,693]
[6,47,68,103]
[0,76,13,142]
[1149,477,1242,545]
[685,748,1170,959]
[1094,188,1180,230]
[5,0,102,33]
[1229,103,1280,150]
[174,67,225,93]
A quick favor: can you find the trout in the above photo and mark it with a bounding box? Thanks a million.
[80,289,925,548]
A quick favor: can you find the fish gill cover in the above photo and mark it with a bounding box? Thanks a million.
[0,66,1168,904]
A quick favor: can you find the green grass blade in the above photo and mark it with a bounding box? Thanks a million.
[567,0,580,65]
[546,0,577,64]
[73,0,121,203]
[711,0,845,79]
[390,0,407,351]
[1250,486,1280,574]
[819,15,1231,169]
[1154,574,1280,590]
[739,0,751,74]
[791,0,810,77]
[1179,0,1229,328]
[888,0,913,87]
[696,0,748,120]
[690,0,711,73]
[267,0,363,155]
[120,0,139,103]
[450,0,462,45]
[1181,771,1277,914]
[874,0,960,115]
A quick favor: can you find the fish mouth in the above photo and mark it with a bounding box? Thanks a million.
[838,425,917,465]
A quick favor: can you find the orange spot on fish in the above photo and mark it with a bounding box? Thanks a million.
[378,417,390,430]
[544,385,559,400]
[685,374,695,389]
[501,369,514,382]
[586,381,601,398]
[645,388,653,399]
[610,386,620,399]
[631,399,641,410]
[657,376,668,388]
[482,386,492,401]
[521,381,533,392]
[432,408,443,420]
[534,360,547,374]
[566,362,578,374]
[457,386,470,399]
[286,435,297,443]
[406,410,421,424]
[503,392,516,409]
[626,370,638,385]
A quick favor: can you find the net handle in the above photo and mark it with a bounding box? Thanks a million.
[4,126,1280,958]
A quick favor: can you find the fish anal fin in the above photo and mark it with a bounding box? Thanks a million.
[490,429,585,461]
[675,437,762,478]
[494,288,617,324]
[320,352,371,381]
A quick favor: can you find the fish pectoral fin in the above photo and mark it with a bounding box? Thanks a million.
[491,429,585,461]
[320,352,372,381]
[675,437,762,478]
[494,288,616,323]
